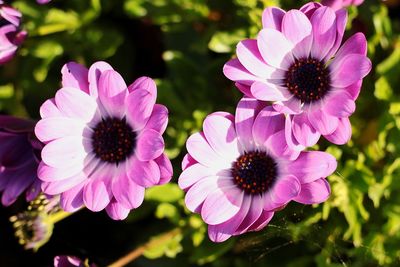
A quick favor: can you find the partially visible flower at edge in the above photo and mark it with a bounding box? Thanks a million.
[0,3,27,64]
[54,255,97,267]
[179,97,337,242]
[321,0,365,10]
[223,2,371,149]
[35,61,173,220]
[0,115,42,206]
[37,0,52,4]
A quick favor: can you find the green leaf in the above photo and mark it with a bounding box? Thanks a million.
[145,184,184,203]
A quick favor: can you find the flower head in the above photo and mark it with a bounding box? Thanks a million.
[223,2,371,148]
[0,3,27,64]
[179,98,336,242]
[54,255,97,267]
[0,115,42,206]
[35,61,173,220]
[321,0,365,10]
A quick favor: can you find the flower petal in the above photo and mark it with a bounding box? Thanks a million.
[98,70,128,118]
[39,98,63,118]
[128,157,160,187]
[128,76,157,96]
[61,62,89,93]
[83,169,113,212]
[60,182,85,212]
[112,167,145,209]
[178,163,215,190]
[287,151,337,184]
[41,172,86,195]
[257,28,294,69]
[88,61,113,97]
[203,112,239,161]
[264,175,301,211]
[154,153,173,185]
[324,90,355,118]
[292,113,320,147]
[294,178,331,204]
[126,88,156,132]
[324,117,352,145]
[106,199,130,220]
[250,81,291,102]
[252,106,285,147]
[145,104,169,134]
[308,108,339,135]
[35,117,90,143]
[236,194,264,234]
[324,8,347,60]
[262,7,285,30]
[136,129,164,161]
[184,176,217,213]
[223,59,263,86]
[310,6,337,60]
[330,54,372,88]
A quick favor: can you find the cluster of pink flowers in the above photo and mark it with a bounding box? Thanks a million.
[0,1,371,245]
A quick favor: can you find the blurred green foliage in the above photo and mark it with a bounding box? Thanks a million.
[1,0,400,266]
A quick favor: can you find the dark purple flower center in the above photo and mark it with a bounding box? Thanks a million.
[91,117,136,164]
[285,58,331,104]
[231,151,277,195]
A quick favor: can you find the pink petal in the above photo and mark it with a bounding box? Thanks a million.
[235,97,263,152]
[287,151,337,184]
[41,172,86,195]
[112,168,145,209]
[106,199,130,220]
[324,90,355,117]
[88,61,113,97]
[310,6,337,60]
[284,115,306,152]
[136,129,164,161]
[272,98,303,115]
[83,171,113,212]
[37,161,83,182]
[128,157,160,187]
[60,182,85,212]
[208,196,251,242]
[128,76,157,96]
[184,176,217,213]
[186,132,228,169]
[35,117,90,143]
[262,7,285,30]
[154,153,173,185]
[292,113,320,147]
[330,54,371,88]
[126,88,156,132]
[250,81,291,101]
[98,70,128,118]
[41,136,88,168]
[257,28,294,69]
[252,106,285,147]
[234,82,253,97]
[55,87,100,123]
[178,163,214,190]
[324,117,352,145]
[247,210,274,232]
[300,2,323,18]
[145,104,169,134]
[282,10,313,58]
[236,39,280,79]
[236,194,263,234]
[267,130,300,160]
[294,178,331,204]
[330,33,368,67]
[39,98,63,118]
[201,186,244,225]
[223,59,263,86]
[264,175,301,211]
[181,153,196,171]
[308,108,339,135]
[325,9,347,60]
[346,80,362,100]
[61,62,89,93]
[203,112,239,161]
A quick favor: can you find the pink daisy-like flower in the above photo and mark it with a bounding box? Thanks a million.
[0,115,42,206]
[179,97,337,242]
[223,2,371,148]
[321,0,365,10]
[35,61,173,220]
[0,3,27,64]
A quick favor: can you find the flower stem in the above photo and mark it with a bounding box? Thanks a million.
[108,228,181,267]
[48,210,74,224]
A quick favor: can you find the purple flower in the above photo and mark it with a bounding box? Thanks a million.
[179,97,336,242]
[35,61,173,220]
[223,2,371,148]
[0,115,42,206]
[54,255,97,267]
[37,0,52,4]
[0,4,27,64]
[321,0,365,10]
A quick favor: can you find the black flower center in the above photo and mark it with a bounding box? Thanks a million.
[285,58,331,103]
[91,117,136,164]
[231,151,277,195]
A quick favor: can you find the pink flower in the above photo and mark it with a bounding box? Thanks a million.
[0,4,27,64]
[37,0,52,4]
[179,97,336,242]
[321,0,365,10]
[223,2,371,148]
[0,115,42,206]
[54,255,97,267]
[35,61,172,220]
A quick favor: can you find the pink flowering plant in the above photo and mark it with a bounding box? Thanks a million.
[0,0,399,266]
